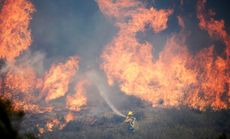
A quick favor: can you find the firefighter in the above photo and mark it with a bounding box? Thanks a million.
[124,111,136,132]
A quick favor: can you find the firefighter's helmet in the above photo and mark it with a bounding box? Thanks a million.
[127,111,133,116]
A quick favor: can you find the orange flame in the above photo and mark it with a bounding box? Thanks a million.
[46,119,62,132]
[98,0,229,110]
[41,57,79,102]
[0,0,35,61]
[66,79,88,111]
[197,0,230,58]
[65,112,75,123]
[5,66,37,93]
[0,0,38,112]
[0,0,89,133]
[185,47,229,110]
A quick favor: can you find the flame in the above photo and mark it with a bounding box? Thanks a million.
[66,79,88,111]
[2,63,44,112]
[5,66,37,93]
[98,0,229,110]
[185,47,229,110]
[45,119,62,132]
[0,0,89,134]
[41,57,79,102]
[65,112,75,123]
[197,0,230,58]
[11,100,41,112]
[0,0,35,61]
[38,127,45,135]
[0,0,39,112]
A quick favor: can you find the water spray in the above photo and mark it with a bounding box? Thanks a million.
[86,70,126,118]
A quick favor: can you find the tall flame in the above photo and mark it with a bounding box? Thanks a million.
[0,0,90,133]
[0,0,35,61]
[98,0,229,110]
[197,0,230,58]
[185,46,229,110]
[41,57,79,102]
[185,0,230,109]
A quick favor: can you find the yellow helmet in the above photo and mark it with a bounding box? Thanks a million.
[127,111,133,116]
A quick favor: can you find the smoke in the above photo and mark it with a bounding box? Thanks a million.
[86,70,126,117]
[2,51,46,74]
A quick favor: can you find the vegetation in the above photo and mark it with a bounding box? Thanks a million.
[39,108,230,139]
